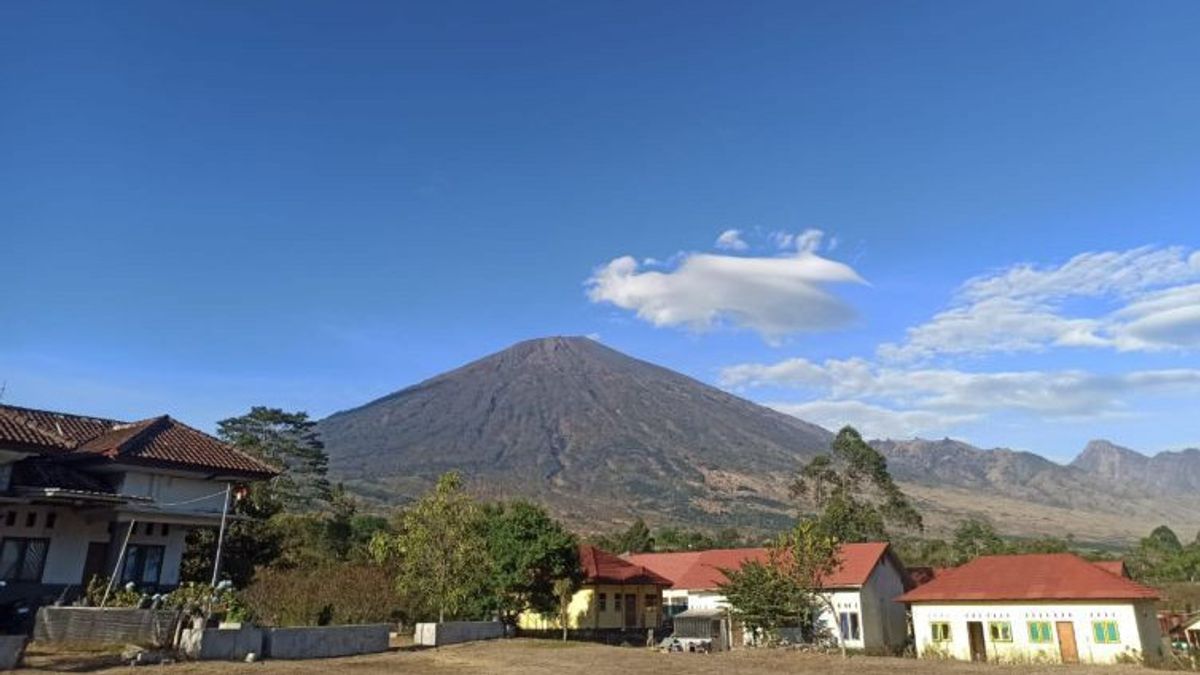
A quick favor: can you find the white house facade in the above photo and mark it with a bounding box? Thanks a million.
[899,553,1163,665]
[626,542,912,652]
[0,404,277,609]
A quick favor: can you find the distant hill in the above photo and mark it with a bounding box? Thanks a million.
[318,336,832,530]
[317,336,1200,544]
[873,438,1200,544]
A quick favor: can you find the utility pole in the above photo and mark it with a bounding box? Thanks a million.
[210,483,233,588]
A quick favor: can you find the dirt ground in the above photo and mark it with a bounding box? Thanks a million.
[21,639,1151,674]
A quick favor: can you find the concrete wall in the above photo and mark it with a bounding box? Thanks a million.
[860,555,909,652]
[0,636,25,670]
[414,621,504,647]
[180,626,264,661]
[262,624,390,660]
[34,607,180,647]
[911,600,1162,664]
[115,473,228,516]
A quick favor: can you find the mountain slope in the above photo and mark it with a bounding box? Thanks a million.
[318,336,1200,543]
[319,336,832,529]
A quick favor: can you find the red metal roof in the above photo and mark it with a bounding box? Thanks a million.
[580,545,673,586]
[626,542,892,591]
[0,404,277,478]
[1092,560,1128,578]
[897,553,1159,603]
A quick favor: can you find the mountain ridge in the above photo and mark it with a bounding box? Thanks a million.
[317,336,1200,543]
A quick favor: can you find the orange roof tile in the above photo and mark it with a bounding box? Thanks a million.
[626,542,893,591]
[897,553,1158,603]
[580,545,673,586]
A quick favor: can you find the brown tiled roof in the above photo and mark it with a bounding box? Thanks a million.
[0,404,277,478]
[897,553,1159,603]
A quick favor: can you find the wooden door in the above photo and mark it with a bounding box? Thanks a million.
[967,621,986,662]
[624,594,637,628]
[1056,622,1078,663]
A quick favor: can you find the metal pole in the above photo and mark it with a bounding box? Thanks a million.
[101,519,136,608]
[210,483,233,587]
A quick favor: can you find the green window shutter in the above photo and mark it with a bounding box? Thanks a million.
[1042,623,1052,643]
[1106,622,1119,643]
[1093,622,1105,643]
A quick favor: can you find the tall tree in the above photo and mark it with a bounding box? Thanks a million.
[617,517,654,553]
[778,519,850,656]
[217,406,331,509]
[719,547,810,646]
[370,472,490,622]
[482,500,581,626]
[791,426,922,541]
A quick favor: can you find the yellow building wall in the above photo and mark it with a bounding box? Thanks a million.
[517,584,663,630]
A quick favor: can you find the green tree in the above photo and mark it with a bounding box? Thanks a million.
[482,501,580,626]
[617,517,654,553]
[779,519,850,656]
[951,519,1006,563]
[792,426,922,542]
[217,407,331,509]
[370,472,490,622]
[719,547,810,646]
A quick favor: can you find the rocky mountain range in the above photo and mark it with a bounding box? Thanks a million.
[318,336,1200,544]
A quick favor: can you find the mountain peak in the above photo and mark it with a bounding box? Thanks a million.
[317,337,832,530]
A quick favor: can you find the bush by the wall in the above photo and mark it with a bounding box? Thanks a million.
[240,564,402,627]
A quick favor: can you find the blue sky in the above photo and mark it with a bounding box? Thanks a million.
[3,1,1199,461]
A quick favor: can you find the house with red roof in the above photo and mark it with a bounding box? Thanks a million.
[0,404,277,608]
[626,542,912,651]
[517,545,673,633]
[897,553,1163,664]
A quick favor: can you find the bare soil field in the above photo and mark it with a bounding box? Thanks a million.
[22,639,1149,674]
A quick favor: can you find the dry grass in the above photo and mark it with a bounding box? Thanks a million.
[21,639,1152,674]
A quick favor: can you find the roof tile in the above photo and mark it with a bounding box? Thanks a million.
[897,553,1158,603]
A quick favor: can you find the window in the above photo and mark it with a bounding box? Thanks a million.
[931,622,952,642]
[120,545,165,585]
[1028,621,1053,643]
[838,612,861,640]
[46,513,57,530]
[0,538,49,582]
[614,594,622,611]
[598,593,607,612]
[4,512,14,527]
[1092,620,1120,644]
[644,594,658,608]
[24,513,35,528]
[161,524,169,536]
[988,621,1012,642]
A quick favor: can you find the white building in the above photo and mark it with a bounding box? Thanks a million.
[898,553,1163,665]
[0,404,276,608]
[626,542,912,652]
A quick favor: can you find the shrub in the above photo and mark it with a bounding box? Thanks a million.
[239,564,402,627]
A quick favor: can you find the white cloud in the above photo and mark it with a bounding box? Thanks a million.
[586,246,866,340]
[721,354,1200,436]
[768,400,975,440]
[879,246,1200,361]
[714,229,749,251]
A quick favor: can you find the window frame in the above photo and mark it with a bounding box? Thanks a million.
[838,611,861,641]
[1092,620,1120,644]
[988,621,1013,642]
[597,592,607,612]
[0,537,50,582]
[931,621,952,642]
[1027,621,1053,644]
[120,544,166,586]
